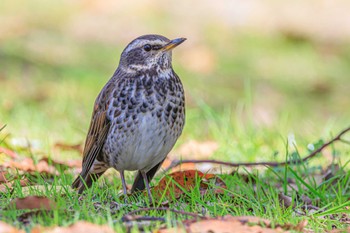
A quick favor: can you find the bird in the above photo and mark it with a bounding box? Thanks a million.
[72,34,186,203]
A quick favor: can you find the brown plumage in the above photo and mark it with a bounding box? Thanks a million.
[72,34,186,202]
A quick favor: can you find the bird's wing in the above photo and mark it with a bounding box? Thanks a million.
[79,86,113,179]
[79,107,109,178]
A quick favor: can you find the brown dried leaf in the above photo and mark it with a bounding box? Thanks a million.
[3,156,81,177]
[151,170,226,202]
[0,146,18,159]
[7,196,56,210]
[157,215,305,233]
[0,221,24,233]
[3,158,58,175]
[31,221,115,233]
[152,170,204,200]
[187,219,277,233]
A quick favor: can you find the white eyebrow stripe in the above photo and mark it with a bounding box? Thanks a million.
[123,39,166,54]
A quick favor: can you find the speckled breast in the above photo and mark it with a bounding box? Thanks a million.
[103,71,185,172]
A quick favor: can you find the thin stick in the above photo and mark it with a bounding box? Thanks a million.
[125,207,203,219]
[122,215,166,222]
[164,126,350,172]
[0,125,6,132]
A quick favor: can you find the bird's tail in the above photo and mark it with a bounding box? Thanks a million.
[131,160,164,193]
[72,171,106,194]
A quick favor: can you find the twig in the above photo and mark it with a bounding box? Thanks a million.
[0,124,6,132]
[122,215,165,222]
[124,207,204,219]
[0,124,9,145]
[164,126,350,172]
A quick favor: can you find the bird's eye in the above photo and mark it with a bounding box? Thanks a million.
[143,44,152,52]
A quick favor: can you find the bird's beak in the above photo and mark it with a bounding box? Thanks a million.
[162,38,186,51]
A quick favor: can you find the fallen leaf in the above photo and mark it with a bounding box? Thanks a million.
[188,218,276,233]
[152,170,202,200]
[151,170,226,202]
[3,158,58,175]
[7,196,56,210]
[156,215,306,233]
[0,221,24,233]
[2,155,81,178]
[31,221,115,233]
[0,146,18,159]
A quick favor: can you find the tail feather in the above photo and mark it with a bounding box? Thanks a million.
[131,160,164,193]
[72,171,105,194]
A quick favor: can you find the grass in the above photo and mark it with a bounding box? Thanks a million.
[1,153,350,232]
[1,104,350,232]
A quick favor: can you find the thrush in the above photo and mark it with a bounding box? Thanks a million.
[72,34,186,202]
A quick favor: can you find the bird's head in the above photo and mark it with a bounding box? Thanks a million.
[119,34,186,73]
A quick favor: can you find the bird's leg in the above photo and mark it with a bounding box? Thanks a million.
[120,170,128,198]
[141,170,153,204]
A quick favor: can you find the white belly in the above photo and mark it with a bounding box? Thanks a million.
[111,111,178,172]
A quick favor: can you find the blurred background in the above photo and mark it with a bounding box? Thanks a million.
[1,0,350,162]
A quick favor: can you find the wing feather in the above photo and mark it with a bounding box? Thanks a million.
[72,82,114,190]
